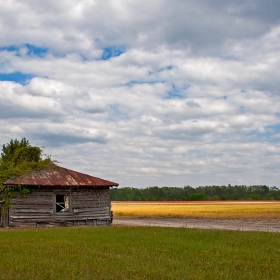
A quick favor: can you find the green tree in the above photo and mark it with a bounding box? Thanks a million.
[0,138,54,227]
[185,193,206,201]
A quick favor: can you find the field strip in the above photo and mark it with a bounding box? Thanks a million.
[112,201,280,219]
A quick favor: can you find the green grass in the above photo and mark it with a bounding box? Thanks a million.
[0,227,280,280]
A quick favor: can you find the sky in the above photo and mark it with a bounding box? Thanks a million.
[0,0,280,188]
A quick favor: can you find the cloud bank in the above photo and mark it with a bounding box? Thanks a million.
[0,0,279,187]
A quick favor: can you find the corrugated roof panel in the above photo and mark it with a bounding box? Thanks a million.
[53,167,79,186]
[3,165,119,187]
[67,169,91,185]
[37,169,54,185]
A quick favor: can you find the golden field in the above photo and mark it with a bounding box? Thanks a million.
[111,201,280,219]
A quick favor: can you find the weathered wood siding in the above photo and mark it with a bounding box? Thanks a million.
[9,187,112,227]
[0,204,9,228]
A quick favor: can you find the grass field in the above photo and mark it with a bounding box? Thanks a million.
[1,226,280,279]
[112,201,280,219]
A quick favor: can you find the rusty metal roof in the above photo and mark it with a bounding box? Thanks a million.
[3,165,119,187]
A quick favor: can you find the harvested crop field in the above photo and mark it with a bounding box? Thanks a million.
[112,201,280,232]
[112,201,280,218]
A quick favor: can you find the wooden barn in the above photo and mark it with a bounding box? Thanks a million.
[1,165,118,228]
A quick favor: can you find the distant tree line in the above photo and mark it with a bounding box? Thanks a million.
[110,185,280,201]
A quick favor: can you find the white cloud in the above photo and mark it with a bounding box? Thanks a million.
[0,1,279,187]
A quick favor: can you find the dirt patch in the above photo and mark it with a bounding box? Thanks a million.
[113,217,280,232]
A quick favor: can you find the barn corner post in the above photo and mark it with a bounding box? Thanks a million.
[0,186,5,227]
[0,201,4,228]
[0,204,9,228]
[0,186,9,228]
[109,186,113,224]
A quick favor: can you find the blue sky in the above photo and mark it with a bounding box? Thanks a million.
[101,46,125,60]
[0,0,279,188]
[0,72,33,84]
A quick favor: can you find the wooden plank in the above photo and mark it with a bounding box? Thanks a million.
[73,207,109,213]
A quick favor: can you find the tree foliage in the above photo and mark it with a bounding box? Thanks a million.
[0,138,53,187]
[0,138,54,225]
[110,185,280,201]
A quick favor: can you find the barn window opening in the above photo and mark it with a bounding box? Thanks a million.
[56,195,69,212]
